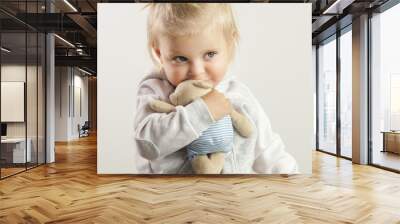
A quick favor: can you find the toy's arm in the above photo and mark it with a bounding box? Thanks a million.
[135,79,215,162]
[230,109,252,138]
[149,99,175,113]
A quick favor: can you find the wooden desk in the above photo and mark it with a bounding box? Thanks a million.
[1,138,31,163]
[381,131,400,154]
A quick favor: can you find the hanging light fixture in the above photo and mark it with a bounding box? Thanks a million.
[63,0,78,12]
[54,34,75,48]
[1,47,11,53]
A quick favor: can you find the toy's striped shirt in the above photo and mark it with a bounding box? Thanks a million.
[187,115,234,160]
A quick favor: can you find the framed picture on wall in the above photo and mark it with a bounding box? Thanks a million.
[1,81,25,122]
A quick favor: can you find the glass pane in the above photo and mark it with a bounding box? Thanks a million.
[38,32,45,165]
[0,1,46,178]
[340,29,352,158]
[318,37,337,154]
[27,31,38,169]
[371,4,400,171]
[390,75,400,130]
[1,31,27,177]
[313,45,317,150]
[25,0,38,169]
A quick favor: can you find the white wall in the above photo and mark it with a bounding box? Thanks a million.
[55,67,89,141]
[55,67,69,141]
[72,72,89,138]
[98,3,313,174]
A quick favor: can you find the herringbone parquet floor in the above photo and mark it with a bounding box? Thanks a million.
[1,134,400,223]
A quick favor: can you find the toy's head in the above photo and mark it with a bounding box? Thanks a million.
[169,80,213,106]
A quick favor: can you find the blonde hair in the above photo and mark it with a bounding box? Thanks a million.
[146,3,239,67]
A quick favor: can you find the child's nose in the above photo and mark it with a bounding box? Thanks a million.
[188,60,206,80]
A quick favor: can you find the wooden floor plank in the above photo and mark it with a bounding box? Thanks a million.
[0,134,400,223]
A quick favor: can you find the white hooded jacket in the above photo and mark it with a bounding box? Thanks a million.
[134,70,299,174]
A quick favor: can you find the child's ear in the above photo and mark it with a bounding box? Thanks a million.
[154,48,161,58]
[152,45,163,64]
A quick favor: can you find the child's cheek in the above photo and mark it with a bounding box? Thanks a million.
[212,67,226,82]
[172,71,186,86]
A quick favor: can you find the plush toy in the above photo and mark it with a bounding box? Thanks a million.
[149,80,252,174]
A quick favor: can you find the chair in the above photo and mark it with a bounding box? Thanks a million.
[79,121,90,138]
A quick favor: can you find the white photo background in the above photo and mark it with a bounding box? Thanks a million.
[98,3,312,174]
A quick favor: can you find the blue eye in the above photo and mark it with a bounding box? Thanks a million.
[205,51,217,59]
[173,56,188,63]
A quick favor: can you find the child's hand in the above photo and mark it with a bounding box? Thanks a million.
[201,89,232,121]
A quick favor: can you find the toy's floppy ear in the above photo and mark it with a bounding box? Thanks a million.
[193,80,213,89]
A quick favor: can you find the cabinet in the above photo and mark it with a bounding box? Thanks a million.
[382,131,400,154]
[0,138,32,165]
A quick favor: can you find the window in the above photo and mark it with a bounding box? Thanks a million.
[0,1,47,179]
[340,28,352,158]
[371,2,400,171]
[317,36,337,154]
[390,74,400,130]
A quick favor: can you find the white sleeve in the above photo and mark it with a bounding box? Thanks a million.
[134,79,215,161]
[248,93,299,174]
